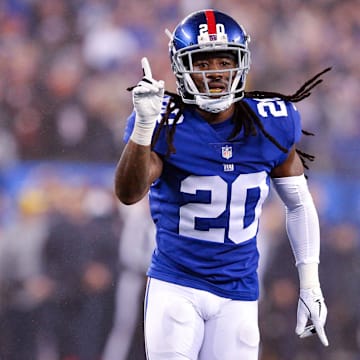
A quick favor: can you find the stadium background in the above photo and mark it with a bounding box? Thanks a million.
[0,0,359,359]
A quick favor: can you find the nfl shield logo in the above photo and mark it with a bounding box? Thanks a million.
[221,145,233,159]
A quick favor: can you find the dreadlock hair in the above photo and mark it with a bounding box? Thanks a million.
[131,67,331,171]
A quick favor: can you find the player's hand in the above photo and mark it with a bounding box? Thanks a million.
[296,287,329,346]
[130,57,164,146]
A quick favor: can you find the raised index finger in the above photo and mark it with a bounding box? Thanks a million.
[141,57,152,78]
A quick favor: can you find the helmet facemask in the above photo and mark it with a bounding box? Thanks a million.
[172,44,250,112]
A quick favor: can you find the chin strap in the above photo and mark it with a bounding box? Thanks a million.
[195,94,234,113]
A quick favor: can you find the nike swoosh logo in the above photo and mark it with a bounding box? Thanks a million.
[315,299,322,316]
[300,297,311,316]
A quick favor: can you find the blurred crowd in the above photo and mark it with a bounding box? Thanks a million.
[0,0,359,359]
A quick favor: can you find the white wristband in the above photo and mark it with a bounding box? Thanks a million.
[130,116,156,146]
[298,263,320,289]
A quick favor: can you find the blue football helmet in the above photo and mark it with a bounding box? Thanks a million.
[167,9,251,113]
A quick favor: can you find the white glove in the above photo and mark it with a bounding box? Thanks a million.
[130,57,164,146]
[296,287,329,346]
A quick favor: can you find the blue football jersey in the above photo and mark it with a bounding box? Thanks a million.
[124,97,302,300]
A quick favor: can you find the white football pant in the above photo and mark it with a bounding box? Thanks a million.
[145,278,259,360]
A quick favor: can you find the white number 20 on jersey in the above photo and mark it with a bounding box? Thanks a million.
[179,172,269,244]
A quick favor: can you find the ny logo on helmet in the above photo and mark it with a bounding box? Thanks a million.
[198,23,228,43]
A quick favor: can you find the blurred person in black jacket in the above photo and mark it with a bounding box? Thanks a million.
[42,186,121,360]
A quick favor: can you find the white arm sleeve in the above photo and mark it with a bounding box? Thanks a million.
[271,175,320,288]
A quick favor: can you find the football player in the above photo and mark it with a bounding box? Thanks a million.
[115,9,329,360]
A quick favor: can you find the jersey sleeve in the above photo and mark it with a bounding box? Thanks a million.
[123,111,136,143]
[290,103,302,144]
[272,101,302,167]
